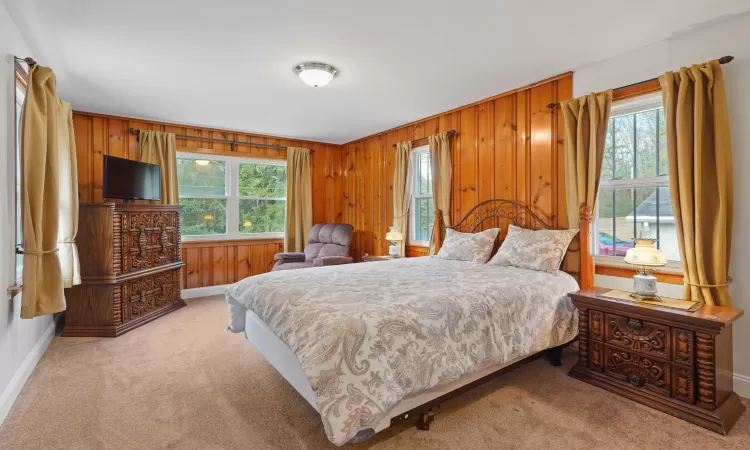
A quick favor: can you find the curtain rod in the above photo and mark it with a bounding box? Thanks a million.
[128,128,313,152]
[546,55,735,109]
[391,130,456,148]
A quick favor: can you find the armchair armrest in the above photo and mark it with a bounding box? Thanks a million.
[313,256,354,267]
[274,252,305,263]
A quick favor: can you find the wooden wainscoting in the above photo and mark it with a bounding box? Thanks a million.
[341,73,573,262]
[72,112,342,289]
[181,239,283,289]
[406,246,430,258]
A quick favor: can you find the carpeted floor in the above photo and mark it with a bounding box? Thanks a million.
[1,295,748,450]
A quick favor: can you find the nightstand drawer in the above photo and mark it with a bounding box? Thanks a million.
[605,346,671,397]
[605,313,670,360]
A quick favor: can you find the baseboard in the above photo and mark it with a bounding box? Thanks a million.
[734,373,750,400]
[181,284,231,300]
[0,318,57,426]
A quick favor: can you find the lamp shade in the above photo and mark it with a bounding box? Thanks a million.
[385,222,403,242]
[624,238,667,266]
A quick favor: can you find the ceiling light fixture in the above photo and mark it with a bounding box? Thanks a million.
[294,62,337,87]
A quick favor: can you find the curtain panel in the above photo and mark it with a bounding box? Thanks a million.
[285,147,313,252]
[560,90,613,284]
[393,141,413,256]
[428,132,452,255]
[138,130,178,205]
[57,100,81,288]
[561,90,613,228]
[660,60,734,306]
[20,65,65,318]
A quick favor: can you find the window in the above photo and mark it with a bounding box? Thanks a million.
[410,146,434,246]
[14,64,27,285]
[177,153,286,240]
[594,93,680,262]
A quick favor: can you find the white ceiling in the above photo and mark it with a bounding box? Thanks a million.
[5,0,750,144]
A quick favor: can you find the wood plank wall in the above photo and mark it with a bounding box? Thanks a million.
[71,111,343,288]
[340,73,573,261]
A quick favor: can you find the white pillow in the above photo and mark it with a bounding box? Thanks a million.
[487,225,578,273]
[436,228,499,264]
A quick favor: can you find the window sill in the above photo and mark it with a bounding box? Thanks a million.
[408,242,430,248]
[594,256,683,285]
[182,233,284,243]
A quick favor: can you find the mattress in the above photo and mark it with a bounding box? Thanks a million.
[226,257,579,445]
[244,308,557,438]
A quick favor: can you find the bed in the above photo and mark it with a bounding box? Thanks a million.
[226,200,582,446]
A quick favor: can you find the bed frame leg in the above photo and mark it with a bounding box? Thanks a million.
[548,346,563,366]
[416,409,434,431]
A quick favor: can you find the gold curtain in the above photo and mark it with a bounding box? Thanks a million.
[428,133,451,255]
[561,90,613,228]
[285,147,313,252]
[21,65,65,318]
[138,130,178,205]
[393,141,412,256]
[660,60,734,306]
[561,90,613,284]
[57,100,81,288]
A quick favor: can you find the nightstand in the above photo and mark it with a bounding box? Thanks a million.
[362,255,401,262]
[569,287,744,434]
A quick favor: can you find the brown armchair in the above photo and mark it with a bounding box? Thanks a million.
[273,223,354,271]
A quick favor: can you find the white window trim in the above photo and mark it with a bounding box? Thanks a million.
[13,73,26,287]
[177,151,286,242]
[593,92,681,266]
[409,145,432,247]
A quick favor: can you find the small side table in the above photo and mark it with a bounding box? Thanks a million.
[569,287,744,434]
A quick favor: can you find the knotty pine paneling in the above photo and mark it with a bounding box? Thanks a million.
[180,239,284,289]
[72,112,343,287]
[342,73,573,261]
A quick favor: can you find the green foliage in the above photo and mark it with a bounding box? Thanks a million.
[239,163,286,197]
[180,198,227,235]
[177,159,225,196]
[239,163,286,233]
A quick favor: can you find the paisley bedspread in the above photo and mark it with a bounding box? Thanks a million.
[226,257,579,445]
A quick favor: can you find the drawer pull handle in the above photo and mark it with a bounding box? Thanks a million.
[628,373,645,387]
[627,318,643,330]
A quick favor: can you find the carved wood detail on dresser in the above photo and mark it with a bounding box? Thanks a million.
[570,288,744,435]
[63,203,185,337]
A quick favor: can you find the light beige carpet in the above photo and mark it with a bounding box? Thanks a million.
[1,295,748,450]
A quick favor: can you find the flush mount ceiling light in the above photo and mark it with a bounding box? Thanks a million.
[294,62,338,87]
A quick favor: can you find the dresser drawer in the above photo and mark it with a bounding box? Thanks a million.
[118,269,182,324]
[117,211,181,274]
[605,313,670,360]
[605,346,671,397]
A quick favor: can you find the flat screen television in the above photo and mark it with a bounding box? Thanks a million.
[103,155,161,201]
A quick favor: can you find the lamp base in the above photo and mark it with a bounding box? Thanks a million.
[388,243,400,258]
[629,292,663,302]
[632,273,659,301]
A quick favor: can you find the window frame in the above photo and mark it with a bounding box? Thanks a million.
[13,62,28,288]
[409,145,433,247]
[177,152,286,242]
[593,93,681,271]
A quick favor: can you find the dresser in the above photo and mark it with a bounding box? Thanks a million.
[570,288,744,434]
[63,203,185,337]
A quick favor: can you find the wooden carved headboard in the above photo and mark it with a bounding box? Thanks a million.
[433,199,591,286]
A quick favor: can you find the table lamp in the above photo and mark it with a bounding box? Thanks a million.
[385,220,403,258]
[624,236,667,301]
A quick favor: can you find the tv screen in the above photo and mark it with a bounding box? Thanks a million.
[103,155,161,201]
